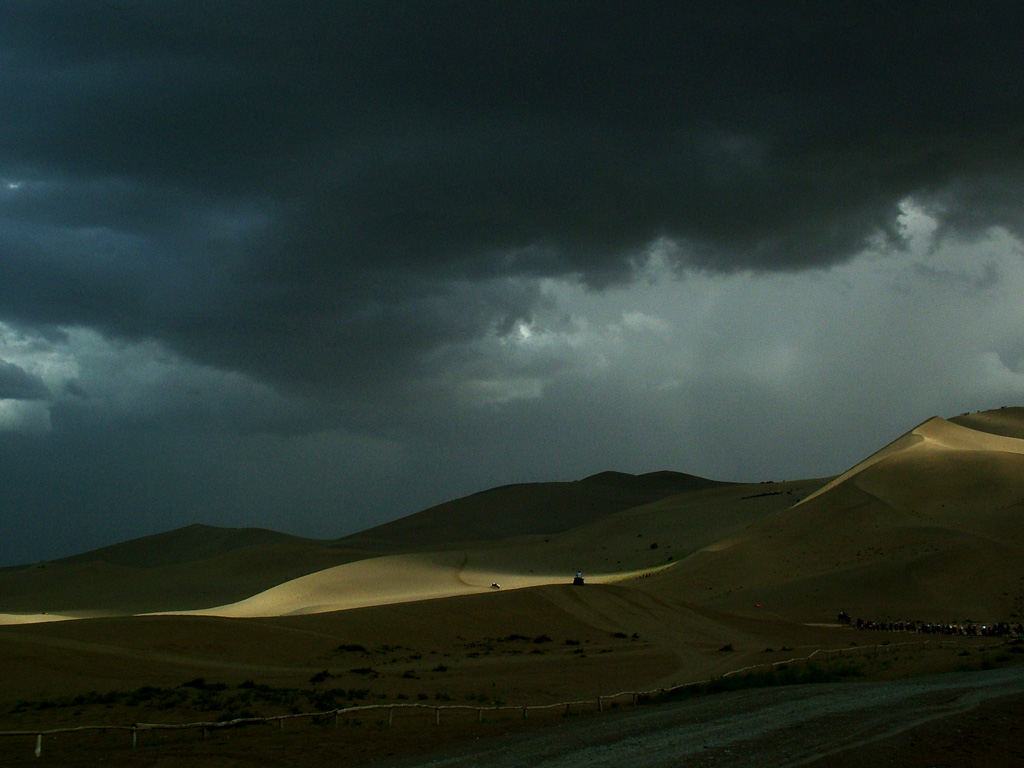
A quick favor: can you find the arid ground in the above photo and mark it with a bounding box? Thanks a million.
[2,407,1024,765]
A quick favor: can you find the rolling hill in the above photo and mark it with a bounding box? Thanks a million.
[334,470,730,551]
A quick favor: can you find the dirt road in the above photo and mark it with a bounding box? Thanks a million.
[383,665,1024,767]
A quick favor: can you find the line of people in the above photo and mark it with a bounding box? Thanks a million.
[839,612,1023,637]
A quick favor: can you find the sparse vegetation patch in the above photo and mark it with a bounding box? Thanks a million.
[639,661,865,705]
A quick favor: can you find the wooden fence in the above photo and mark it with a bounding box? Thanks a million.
[0,638,971,758]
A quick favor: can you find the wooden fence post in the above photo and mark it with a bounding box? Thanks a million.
[35,734,42,758]
[389,708,394,727]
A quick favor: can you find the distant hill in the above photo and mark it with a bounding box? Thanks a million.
[58,524,318,569]
[335,470,731,551]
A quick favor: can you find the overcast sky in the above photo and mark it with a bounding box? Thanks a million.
[2,2,1024,566]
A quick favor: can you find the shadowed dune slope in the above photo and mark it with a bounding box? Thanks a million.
[457,479,823,580]
[652,413,1024,623]
[951,406,1024,439]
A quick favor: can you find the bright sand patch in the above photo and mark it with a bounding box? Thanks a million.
[153,550,649,619]
[0,613,78,626]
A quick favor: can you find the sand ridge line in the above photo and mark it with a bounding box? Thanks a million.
[0,613,77,626]
[796,416,1024,508]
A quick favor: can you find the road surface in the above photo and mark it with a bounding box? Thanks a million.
[382,665,1024,767]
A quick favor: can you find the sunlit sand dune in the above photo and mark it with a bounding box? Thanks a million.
[799,414,1024,506]
[655,412,1024,622]
[162,550,642,619]
[164,552,479,618]
[0,613,77,626]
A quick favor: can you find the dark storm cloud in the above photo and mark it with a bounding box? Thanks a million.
[0,359,50,400]
[3,0,1023,399]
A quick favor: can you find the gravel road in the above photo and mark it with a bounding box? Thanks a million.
[383,665,1024,768]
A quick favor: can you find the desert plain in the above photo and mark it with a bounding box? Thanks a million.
[2,407,1024,766]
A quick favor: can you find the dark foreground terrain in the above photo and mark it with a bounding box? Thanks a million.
[3,665,1021,767]
[379,665,1024,768]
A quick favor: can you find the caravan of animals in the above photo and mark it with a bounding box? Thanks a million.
[2,407,1024,765]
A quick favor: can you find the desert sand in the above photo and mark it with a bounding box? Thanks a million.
[157,551,664,619]
[0,612,77,625]
[1,407,1023,766]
